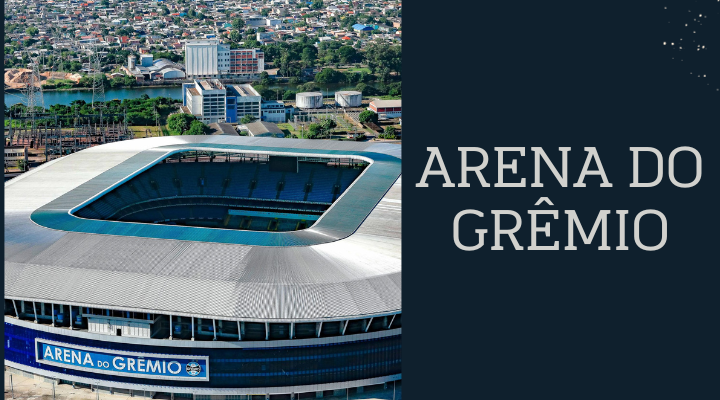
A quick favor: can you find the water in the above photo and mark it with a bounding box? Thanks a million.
[4,82,379,108]
[4,87,183,108]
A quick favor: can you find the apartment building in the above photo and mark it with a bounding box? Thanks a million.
[184,39,264,80]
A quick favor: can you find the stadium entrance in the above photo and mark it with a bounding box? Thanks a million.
[74,151,368,232]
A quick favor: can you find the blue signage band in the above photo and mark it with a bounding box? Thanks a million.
[34,339,209,381]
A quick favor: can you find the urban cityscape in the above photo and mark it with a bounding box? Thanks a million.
[4,0,402,174]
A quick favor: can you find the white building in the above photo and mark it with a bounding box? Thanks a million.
[227,84,262,123]
[261,100,288,123]
[4,146,28,171]
[184,39,264,80]
[181,80,227,124]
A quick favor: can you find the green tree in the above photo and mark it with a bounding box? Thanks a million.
[320,118,337,133]
[230,30,242,43]
[381,125,396,139]
[314,68,345,84]
[307,123,323,139]
[301,46,317,68]
[231,18,245,30]
[358,110,377,124]
[337,46,357,64]
[25,27,39,36]
[364,42,401,76]
[187,120,207,135]
[259,71,270,85]
[167,113,197,135]
[240,114,257,124]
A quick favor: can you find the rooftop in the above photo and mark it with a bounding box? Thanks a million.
[371,99,402,108]
[199,79,224,91]
[5,137,401,322]
[228,83,261,97]
[244,121,285,138]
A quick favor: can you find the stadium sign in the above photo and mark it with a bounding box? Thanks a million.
[35,339,209,381]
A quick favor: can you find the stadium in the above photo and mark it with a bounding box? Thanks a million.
[4,136,401,399]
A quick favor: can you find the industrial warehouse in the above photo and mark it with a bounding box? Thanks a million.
[4,136,402,399]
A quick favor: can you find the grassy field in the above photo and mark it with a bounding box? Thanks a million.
[277,122,302,137]
[344,67,372,74]
[128,125,167,138]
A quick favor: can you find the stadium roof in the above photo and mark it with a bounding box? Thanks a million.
[5,136,401,323]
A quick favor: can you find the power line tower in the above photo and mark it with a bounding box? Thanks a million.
[21,52,45,116]
[154,104,161,137]
[90,44,107,144]
[90,44,105,109]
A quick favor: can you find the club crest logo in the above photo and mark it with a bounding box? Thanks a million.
[186,362,201,376]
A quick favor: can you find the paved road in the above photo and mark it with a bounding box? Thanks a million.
[5,370,402,400]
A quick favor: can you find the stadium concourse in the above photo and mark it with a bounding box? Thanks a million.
[4,136,401,400]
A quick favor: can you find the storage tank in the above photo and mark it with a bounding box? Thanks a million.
[295,92,323,109]
[335,91,362,107]
[128,55,136,70]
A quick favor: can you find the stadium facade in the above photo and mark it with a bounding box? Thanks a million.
[5,136,401,399]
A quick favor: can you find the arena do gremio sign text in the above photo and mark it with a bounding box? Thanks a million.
[35,339,209,381]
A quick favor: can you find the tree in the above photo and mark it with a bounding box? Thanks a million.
[359,110,378,124]
[244,39,261,49]
[187,120,207,135]
[167,113,197,135]
[314,68,345,84]
[337,46,357,64]
[16,159,27,171]
[301,47,317,68]
[259,71,270,85]
[230,30,242,43]
[382,126,396,138]
[307,123,323,139]
[240,114,257,124]
[320,118,337,133]
[364,42,402,76]
[25,27,39,36]
[231,18,245,30]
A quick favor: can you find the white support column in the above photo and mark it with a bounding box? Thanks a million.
[12,299,20,319]
[265,322,269,340]
[32,302,38,323]
[169,314,173,340]
[316,321,323,338]
[237,321,242,341]
[212,319,217,341]
[290,322,294,339]
[365,317,373,333]
[51,303,55,327]
[388,314,397,329]
[69,306,74,330]
[341,320,348,335]
[191,317,195,341]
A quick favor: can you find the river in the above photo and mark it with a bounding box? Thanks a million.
[4,82,377,107]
